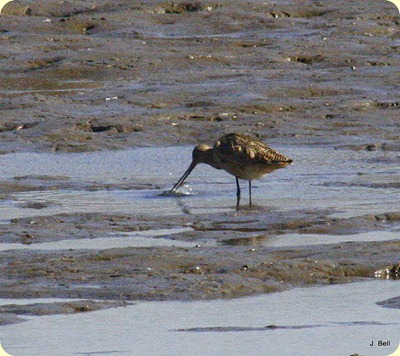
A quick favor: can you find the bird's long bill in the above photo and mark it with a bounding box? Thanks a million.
[171,161,197,192]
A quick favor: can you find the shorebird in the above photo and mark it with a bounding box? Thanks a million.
[171,133,292,209]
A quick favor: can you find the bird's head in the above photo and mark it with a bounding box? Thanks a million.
[192,144,213,164]
[170,143,213,192]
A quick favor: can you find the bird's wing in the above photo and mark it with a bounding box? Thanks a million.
[214,133,292,165]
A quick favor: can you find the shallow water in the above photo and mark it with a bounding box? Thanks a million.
[0,298,84,307]
[1,280,399,356]
[0,227,208,252]
[227,230,400,248]
[0,145,399,222]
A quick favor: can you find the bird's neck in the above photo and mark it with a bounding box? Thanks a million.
[202,149,222,170]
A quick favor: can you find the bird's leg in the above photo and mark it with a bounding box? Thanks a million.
[248,180,252,207]
[236,177,241,210]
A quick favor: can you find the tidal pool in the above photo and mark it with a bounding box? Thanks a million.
[1,280,399,356]
[0,145,398,222]
[0,227,206,252]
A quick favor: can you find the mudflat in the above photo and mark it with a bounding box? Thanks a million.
[1,0,399,323]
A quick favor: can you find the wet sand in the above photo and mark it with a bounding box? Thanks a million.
[1,0,400,324]
[1,0,399,153]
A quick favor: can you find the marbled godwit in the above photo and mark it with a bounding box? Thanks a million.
[171,133,292,209]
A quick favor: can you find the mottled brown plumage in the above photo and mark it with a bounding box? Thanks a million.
[171,133,292,209]
[213,133,292,180]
